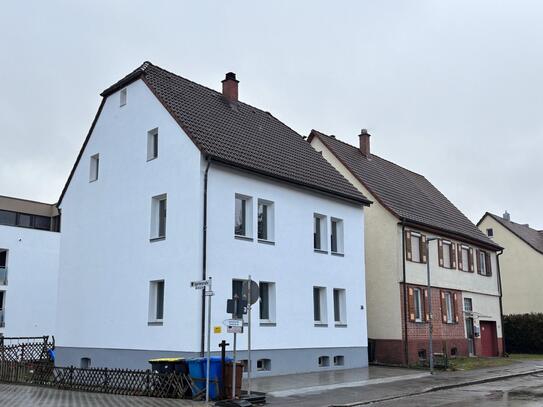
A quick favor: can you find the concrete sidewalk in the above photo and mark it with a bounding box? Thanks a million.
[265,360,543,407]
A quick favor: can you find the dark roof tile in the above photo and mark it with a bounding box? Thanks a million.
[484,213,543,254]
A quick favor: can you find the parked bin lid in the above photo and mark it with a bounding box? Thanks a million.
[148,357,185,363]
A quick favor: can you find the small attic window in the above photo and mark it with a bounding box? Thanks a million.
[486,228,494,237]
[120,88,127,107]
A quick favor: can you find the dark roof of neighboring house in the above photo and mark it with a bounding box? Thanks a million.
[480,213,543,255]
[58,62,369,205]
[309,130,501,250]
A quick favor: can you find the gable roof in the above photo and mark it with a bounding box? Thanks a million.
[480,212,543,255]
[58,62,370,206]
[309,130,501,250]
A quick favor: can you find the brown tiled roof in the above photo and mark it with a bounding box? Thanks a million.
[98,62,370,205]
[310,130,500,249]
[482,213,543,255]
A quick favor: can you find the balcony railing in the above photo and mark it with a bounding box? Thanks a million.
[0,268,6,285]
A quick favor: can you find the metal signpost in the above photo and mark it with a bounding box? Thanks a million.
[242,277,259,396]
[191,278,213,403]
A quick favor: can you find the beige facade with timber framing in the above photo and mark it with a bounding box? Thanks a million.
[309,130,504,365]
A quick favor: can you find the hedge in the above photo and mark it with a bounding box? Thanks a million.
[503,313,543,354]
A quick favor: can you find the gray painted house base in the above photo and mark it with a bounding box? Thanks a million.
[56,346,368,377]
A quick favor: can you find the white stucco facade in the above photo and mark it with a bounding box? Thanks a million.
[0,225,60,337]
[55,78,368,374]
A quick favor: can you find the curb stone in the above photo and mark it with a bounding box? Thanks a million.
[328,367,543,406]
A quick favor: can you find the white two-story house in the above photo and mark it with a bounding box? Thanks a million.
[55,62,370,375]
[310,130,504,365]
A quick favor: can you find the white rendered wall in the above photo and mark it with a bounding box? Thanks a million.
[0,225,59,336]
[57,79,204,352]
[205,165,367,351]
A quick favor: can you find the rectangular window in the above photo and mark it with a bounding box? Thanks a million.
[120,88,127,106]
[442,242,451,268]
[331,218,344,254]
[445,292,453,323]
[479,251,487,275]
[411,234,421,262]
[33,216,51,230]
[150,195,167,240]
[314,214,327,251]
[0,291,4,327]
[313,286,327,324]
[333,288,347,325]
[147,128,158,161]
[0,210,16,226]
[464,298,473,312]
[258,200,274,241]
[486,228,493,237]
[89,154,99,182]
[235,195,252,238]
[148,280,164,323]
[461,247,469,271]
[16,214,32,228]
[259,282,276,323]
[413,288,423,322]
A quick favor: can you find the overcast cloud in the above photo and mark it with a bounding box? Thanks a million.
[1,0,542,228]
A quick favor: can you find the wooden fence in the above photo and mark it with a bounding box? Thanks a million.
[0,336,54,363]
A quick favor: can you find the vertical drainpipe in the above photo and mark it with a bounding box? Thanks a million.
[496,249,505,355]
[401,219,409,366]
[201,159,211,357]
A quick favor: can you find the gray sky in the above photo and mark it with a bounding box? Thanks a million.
[1,1,542,228]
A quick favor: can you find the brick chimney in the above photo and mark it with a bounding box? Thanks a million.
[359,129,371,156]
[222,72,239,103]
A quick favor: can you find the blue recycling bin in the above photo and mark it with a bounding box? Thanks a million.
[187,357,232,400]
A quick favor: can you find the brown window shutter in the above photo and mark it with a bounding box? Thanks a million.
[438,239,444,267]
[408,287,415,322]
[457,244,463,271]
[468,247,475,273]
[476,249,481,275]
[424,288,430,322]
[440,291,447,323]
[405,230,412,261]
[453,292,459,323]
[420,234,427,264]
[451,243,457,269]
[485,252,492,276]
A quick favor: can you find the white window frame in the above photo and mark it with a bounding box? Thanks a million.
[411,232,421,262]
[257,199,274,242]
[442,241,452,268]
[89,154,99,182]
[413,287,423,323]
[333,288,347,325]
[314,214,328,252]
[445,292,454,324]
[464,297,473,312]
[479,251,487,275]
[148,280,165,324]
[147,128,158,161]
[120,88,127,107]
[461,246,470,271]
[256,358,271,371]
[330,218,344,255]
[234,194,253,238]
[313,286,327,324]
[259,281,276,324]
[150,194,167,240]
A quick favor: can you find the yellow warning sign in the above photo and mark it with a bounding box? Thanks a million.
[214,326,222,334]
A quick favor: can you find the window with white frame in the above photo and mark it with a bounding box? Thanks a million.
[479,250,490,276]
[333,288,347,325]
[330,218,344,254]
[259,281,276,323]
[442,242,452,268]
[411,233,421,262]
[314,214,327,251]
[257,359,271,371]
[313,286,327,324]
[464,297,473,312]
[235,195,252,238]
[148,280,165,323]
[413,287,423,322]
[333,355,344,366]
[444,292,454,323]
[89,154,99,182]
[120,88,127,106]
[461,247,470,271]
[147,128,158,161]
[257,200,274,241]
[318,356,330,367]
[150,195,167,240]
[0,290,5,327]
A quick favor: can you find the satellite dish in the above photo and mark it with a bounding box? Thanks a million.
[242,279,259,305]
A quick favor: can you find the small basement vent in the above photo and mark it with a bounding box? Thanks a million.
[318,356,330,367]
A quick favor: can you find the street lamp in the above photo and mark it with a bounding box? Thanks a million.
[426,237,438,375]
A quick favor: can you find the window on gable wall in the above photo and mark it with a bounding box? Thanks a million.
[314,214,327,251]
[331,218,344,254]
[89,154,99,182]
[147,128,158,161]
[120,88,127,106]
[150,195,167,240]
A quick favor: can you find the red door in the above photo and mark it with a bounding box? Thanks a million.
[480,321,498,357]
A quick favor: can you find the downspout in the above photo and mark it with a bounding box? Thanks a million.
[496,249,505,355]
[201,159,211,357]
[401,219,409,366]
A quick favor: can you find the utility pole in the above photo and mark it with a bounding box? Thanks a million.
[426,237,438,375]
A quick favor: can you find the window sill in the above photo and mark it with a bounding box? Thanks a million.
[235,235,253,242]
[334,323,348,328]
[314,322,328,327]
[258,239,275,246]
[259,322,277,327]
[314,249,328,255]
[331,252,344,257]
[147,157,157,162]
[89,179,98,183]
[148,321,163,326]
[150,237,166,243]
